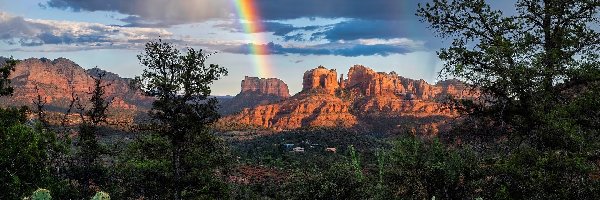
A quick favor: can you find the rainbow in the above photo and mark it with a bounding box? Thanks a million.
[232,0,273,78]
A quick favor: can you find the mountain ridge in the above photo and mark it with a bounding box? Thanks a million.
[220,65,478,133]
[1,57,477,133]
[0,57,153,125]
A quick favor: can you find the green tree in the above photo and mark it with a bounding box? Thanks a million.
[0,108,68,200]
[417,0,600,198]
[91,191,110,200]
[114,133,173,199]
[417,0,600,140]
[0,58,71,199]
[379,137,478,199]
[0,57,18,96]
[26,188,52,200]
[133,39,228,200]
[281,164,370,200]
[72,72,112,197]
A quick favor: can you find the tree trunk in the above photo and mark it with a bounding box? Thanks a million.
[172,136,182,200]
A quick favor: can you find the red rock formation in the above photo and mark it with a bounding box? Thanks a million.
[302,66,339,95]
[344,65,477,100]
[224,93,357,130]
[219,76,291,115]
[241,76,290,98]
[222,65,479,132]
[0,57,153,124]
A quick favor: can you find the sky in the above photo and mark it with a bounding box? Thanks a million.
[0,0,512,95]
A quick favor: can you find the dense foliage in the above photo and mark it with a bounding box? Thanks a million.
[2,1,599,198]
[0,108,68,200]
[416,0,600,198]
[132,39,230,199]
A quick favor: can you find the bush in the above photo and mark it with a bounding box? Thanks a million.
[380,137,479,199]
[0,108,68,199]
[26,188,52,200]
[91,191,110,200]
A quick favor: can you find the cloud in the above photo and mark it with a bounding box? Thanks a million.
[44,0,231,26]
[213,19,436,46]
[214,21,322,41]
[43,0,427,26]
[310,20,436,43]
[223,40,419,57]
[255,0,422,21]
[0,12,172,49]
[42,0,439,51]
[0,12,425,57]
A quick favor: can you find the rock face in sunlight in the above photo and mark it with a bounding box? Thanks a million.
[344,65,473,100]
[0,57,153,125]
[226,92,357,130]
[302,66,339,95]
[221,65,479,132]
[241,76,290,98]
[219,76,291,115]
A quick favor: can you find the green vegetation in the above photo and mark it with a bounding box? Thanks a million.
[2,1,599,198]
[131,39,230,199]
[71,72,112,197]
[27,188,52,200]
[0,56,17,96]
[91,191,110,200]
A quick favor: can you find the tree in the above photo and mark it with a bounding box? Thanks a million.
[71,72,112,197]
[0,57,18,96]
[417,0,600,141]
[133,39,228,200]
[417,0,600,198]
[0,107,70,199]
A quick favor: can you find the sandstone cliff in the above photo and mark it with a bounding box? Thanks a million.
[219,76,290,115]
[225,92,356,130]
[344,65,476,100]
[302,66,339,95]
[241,76,290,98]
[0,57,153,125]
[222,65,478,133]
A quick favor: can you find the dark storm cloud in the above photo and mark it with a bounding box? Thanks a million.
[44,0,231,26]
[254,0,424,21]
[44,0,428,26]
[223,42,415,57]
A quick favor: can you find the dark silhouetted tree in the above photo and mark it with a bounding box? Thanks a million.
[72,72,112,197]
[418,0,600,145]
[0,57,18,96]
[418,0,600,198]
[133,39,228,200]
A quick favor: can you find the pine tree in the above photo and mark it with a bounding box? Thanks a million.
[134,39,228,200]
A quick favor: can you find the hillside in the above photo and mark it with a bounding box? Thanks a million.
[0,57,153,125]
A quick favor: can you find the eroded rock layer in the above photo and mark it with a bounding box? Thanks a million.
[241,76,290,98]
[223,65,478,132]
[0,57,153,125]
[219,76,291,115]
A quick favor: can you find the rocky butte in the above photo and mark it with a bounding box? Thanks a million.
[219,76,290,115]
[221,65,478,133]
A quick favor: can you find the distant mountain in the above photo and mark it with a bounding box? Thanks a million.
[0,57,153,125]
[220,65,478,133]
[0,57,478,133]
